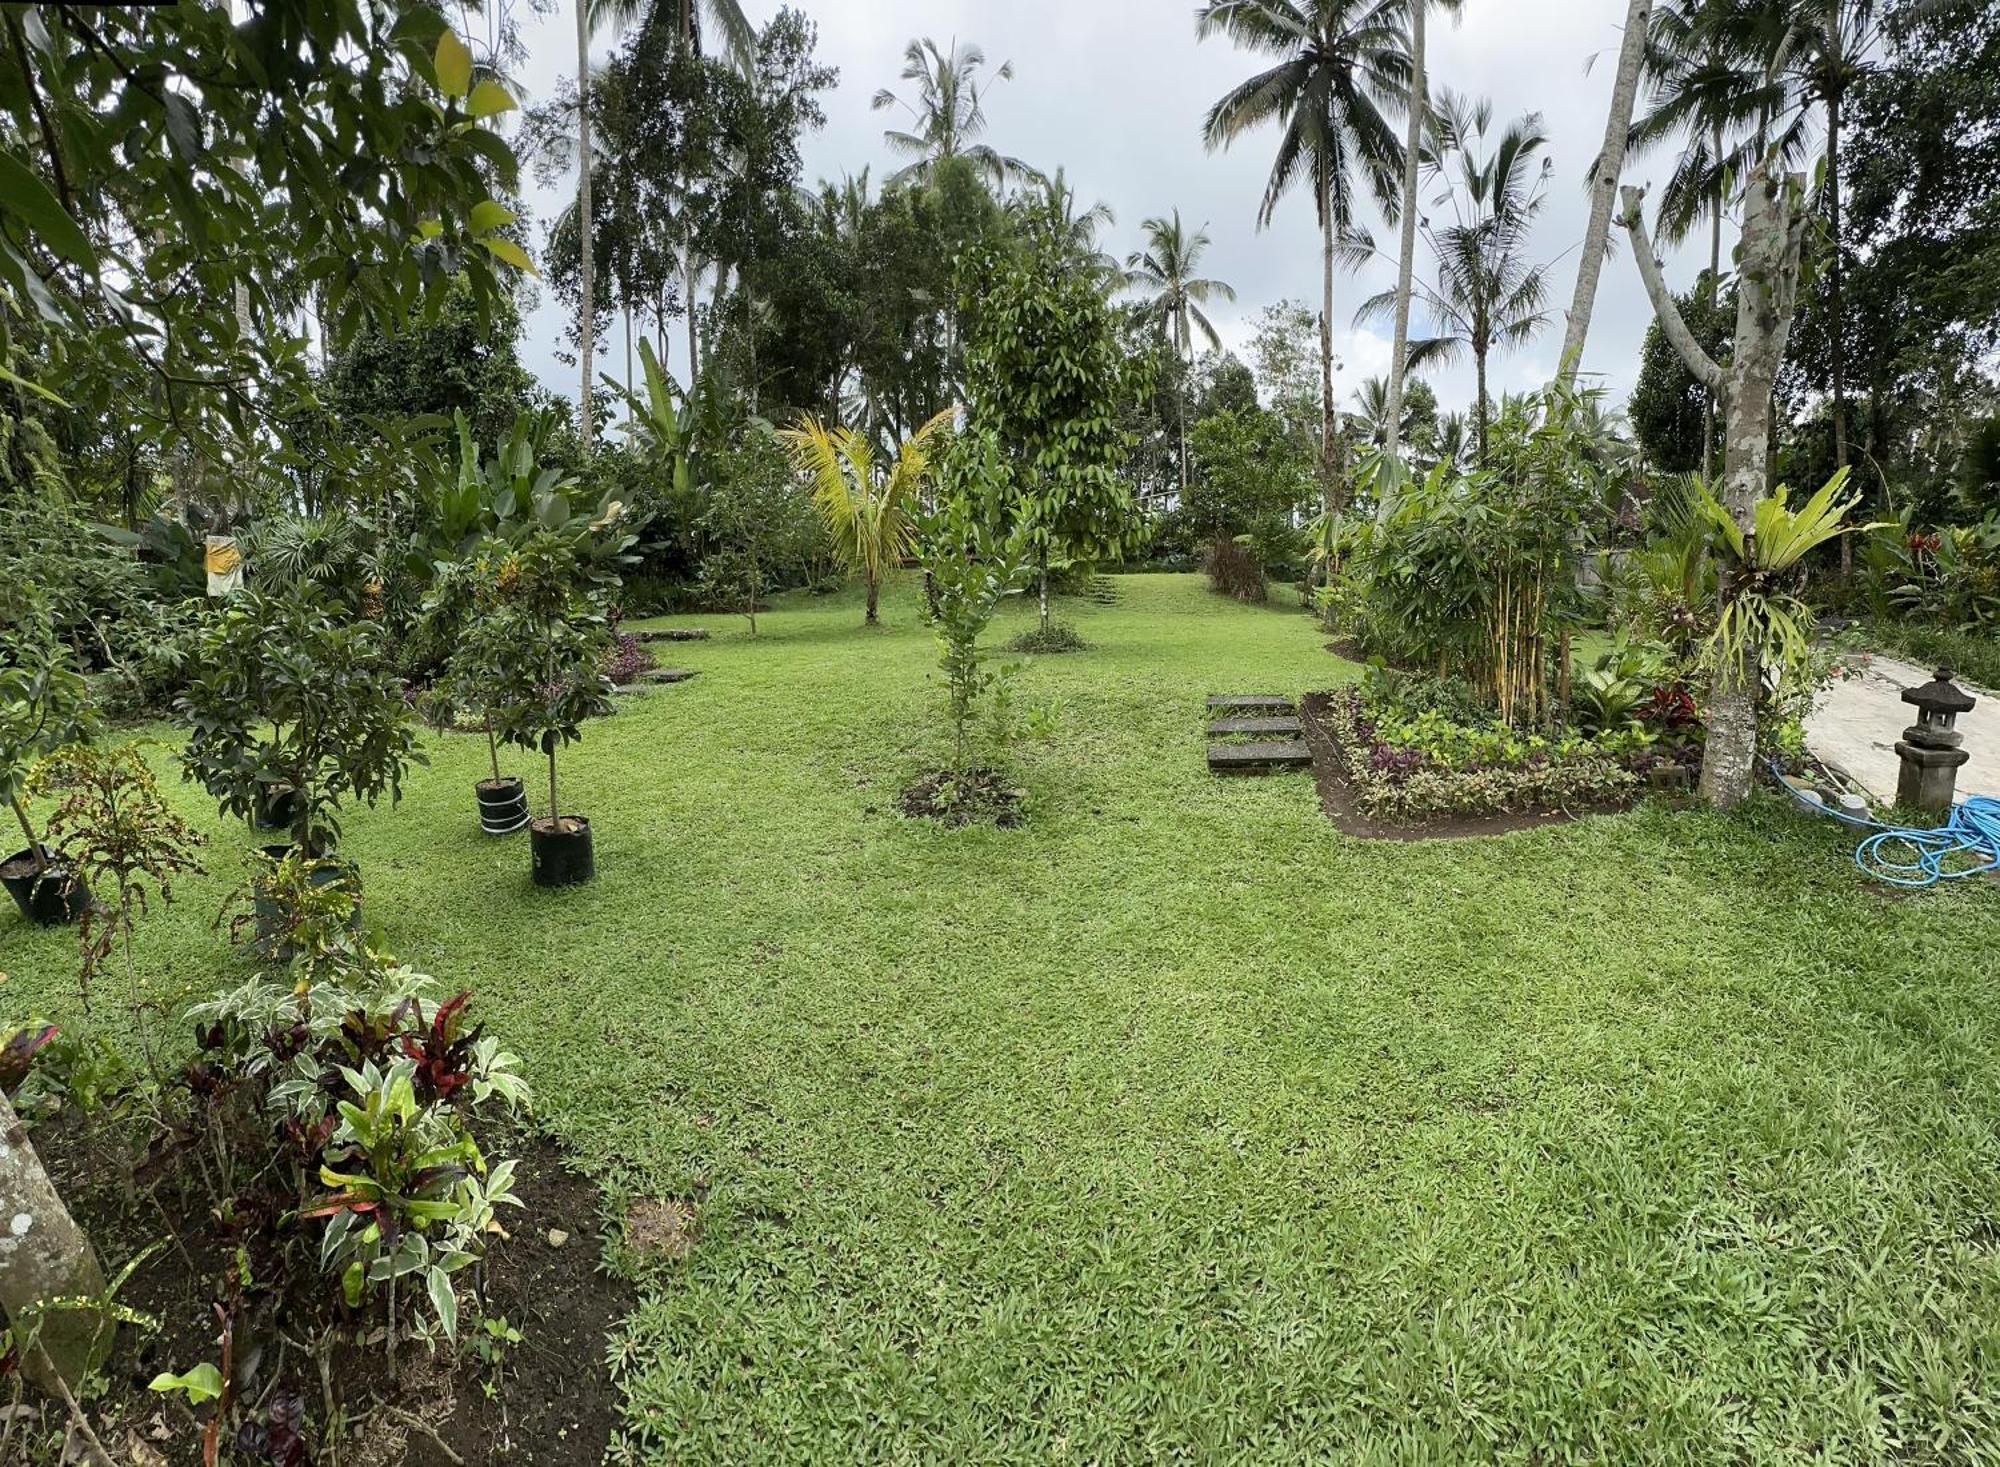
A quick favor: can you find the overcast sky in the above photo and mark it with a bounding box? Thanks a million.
[504,0,1726,422]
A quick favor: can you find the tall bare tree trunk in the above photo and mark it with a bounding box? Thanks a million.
[1382,0,1426,489]
[1622,165,1809,808]
[1474,347,1489,467]
[1560,0,1654,383]
[0,1093,112,1393]
[1319,174,1340,517]
[1826,58,1852,578]
[1701,124,1722,489]
[575,0,596,450]
[684,247,701,388]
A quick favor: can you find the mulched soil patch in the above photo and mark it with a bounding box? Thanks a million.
[1298,691,1635,842]
[30,1123,633,1467]
[898,768,1026,829]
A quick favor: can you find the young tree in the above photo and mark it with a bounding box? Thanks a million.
[781,408,953,625]
[1621,163,1810,806]
[702,427,810,635]
[960,210,1144,634]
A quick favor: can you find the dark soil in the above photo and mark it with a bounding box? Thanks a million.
[530,816,590,837]
[1323,638,1372,665]
[899,768,1026,829]
[0,850,56,881]
[33,1125,633,1466]
[1299,692,1620,842]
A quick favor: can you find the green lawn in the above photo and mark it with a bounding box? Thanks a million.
[7,573,2000,1464]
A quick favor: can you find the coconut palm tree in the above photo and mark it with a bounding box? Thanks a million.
[570,0,754,449]
[1197,0,1409,517]
[780,407,955,626]
[1125,211,1239,493]
[1026,169,1122,285]
[1360,97,1554,465]
[1382,0,1463,474]
[873,38,1039,190]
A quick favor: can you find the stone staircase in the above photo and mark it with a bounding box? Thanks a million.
[1206,694,1312,774]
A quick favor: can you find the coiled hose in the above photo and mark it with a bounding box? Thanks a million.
[1774,762,2000,888]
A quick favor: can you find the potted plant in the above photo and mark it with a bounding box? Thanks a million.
[416,560,530,835]
[0,584,95,924]
[483,531,616,887]
[175,588,420,872]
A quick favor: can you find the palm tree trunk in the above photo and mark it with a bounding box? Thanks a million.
[1475,347,1489,468]
[866,576,879,626]
[1701,124,1721,488]
[624,301,635,425]
[684,247,701,386]
[1319,175,1339,516]
[1560,0,1654,383]
[574,0,596,450]
[1382,0,1426,486]
[1826,59,1852,577]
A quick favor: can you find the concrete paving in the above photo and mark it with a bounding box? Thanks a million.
[1804,650,2000,804]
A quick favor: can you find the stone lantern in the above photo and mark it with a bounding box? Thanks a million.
[1895,667,1977,814]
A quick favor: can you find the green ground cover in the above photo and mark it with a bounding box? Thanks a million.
[5,573,2000,1463]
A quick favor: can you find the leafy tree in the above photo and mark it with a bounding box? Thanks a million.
[1198,0,1408,510]
[960,209,1145,633]
[1,583,96,878]
[1629,272,1731,475]
[781,408,953,625]
[701,427,811,634]
[482,532,618,827]
[1186,407,1315,568]
[324,278,542,461]
[872,39,1037,188]
[0,7,529,501]
[176,590,420,858]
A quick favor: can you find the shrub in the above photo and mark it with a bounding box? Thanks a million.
[1008,622,1089,654]
[1204,535,1266,603]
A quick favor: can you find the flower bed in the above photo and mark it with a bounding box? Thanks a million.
[1320,686,1656,824]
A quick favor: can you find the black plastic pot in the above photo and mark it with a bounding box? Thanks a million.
[530,816,594,888]
[476,777,531,836]
[1,847,87,925]
[253,782,301,832]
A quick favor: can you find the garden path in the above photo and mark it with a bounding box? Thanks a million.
[1805,650,2000,804]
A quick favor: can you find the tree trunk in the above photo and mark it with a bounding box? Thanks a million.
[1319,177,1340,514]
[624,303,635,425]
[1559,0,1654,383]
[866,577,879,626]
[1701,124,1722,488]
[684,248,701,387]
[1037,553,1050,633]
[1474,348,1489,468]
[8,795,46,876]
[1826,68,1852,578]
[1382,0,1426,486]
[485,725,501,785]
[574,0,596,450]
[1620,166,1808,809]
[547,746,558,827]
[0,1092,112,1394]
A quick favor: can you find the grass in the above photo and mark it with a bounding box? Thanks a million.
[7,573,2000,1463]
[1843,616,2000,690]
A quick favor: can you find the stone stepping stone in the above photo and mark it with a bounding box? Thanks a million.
[1208,740,1312,774]
[631,628,710,643]
[1207,693,1295,715]
[1209,715,1302,738]
[647,668,699,684]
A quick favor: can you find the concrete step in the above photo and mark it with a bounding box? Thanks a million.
[647,668,699,684]
[1209,716,1303,738]
[632,628,709,643]
[1206,693,1296,715]
[1208,741,1313,774]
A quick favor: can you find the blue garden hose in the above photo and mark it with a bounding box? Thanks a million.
[1772,761,2000,888]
